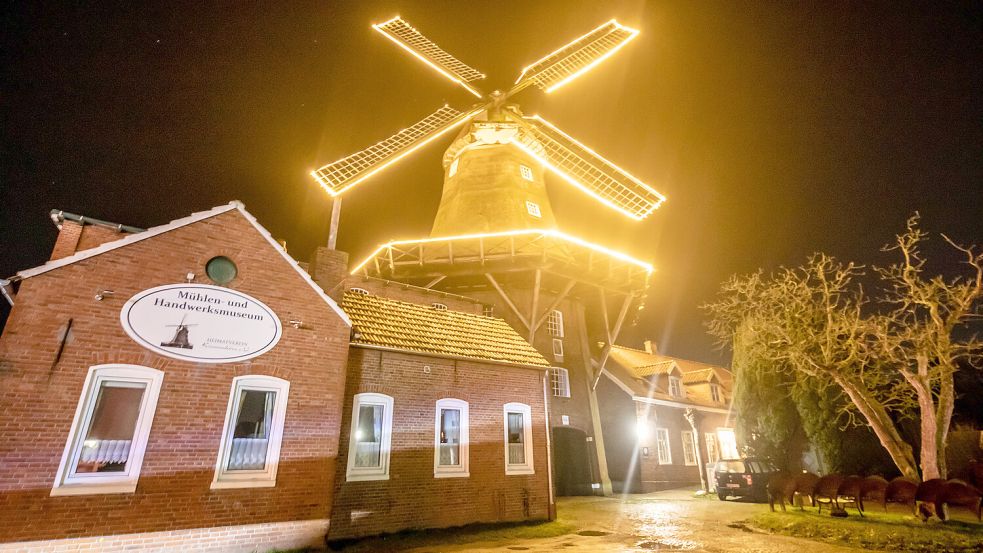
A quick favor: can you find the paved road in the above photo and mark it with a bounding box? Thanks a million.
[403,489,866,552]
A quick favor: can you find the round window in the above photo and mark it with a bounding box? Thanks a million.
[205,256,238,285]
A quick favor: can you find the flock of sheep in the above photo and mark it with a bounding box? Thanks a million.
[767,464,983,522]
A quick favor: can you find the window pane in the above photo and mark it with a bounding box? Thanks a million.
[439,408,461,466]
[75,382,146,473]
[228,390,274,471]
[354,404,383,468]
[507,412,525,465]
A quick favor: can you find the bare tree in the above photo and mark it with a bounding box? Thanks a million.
[706,217,981,480]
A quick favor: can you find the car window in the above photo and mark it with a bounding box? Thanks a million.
[716,460,746,473]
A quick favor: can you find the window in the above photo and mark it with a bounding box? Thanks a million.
[52,364,164,496]
[546,309,564,337]
[705,433,720,463]
[434,398,469,478]
[212,375,290,489]
[482,304,494,317]
[681,430,698,466]
[205,256,238,285]
[449,158,459,177]
[349,287,369,295]
[668,376,682,398]
[525,201,542,218]
[552,338,564,362]
[503,402,534,475]
[431,302,448,311]
[655,428,672,464]
[710,383,721,403]
[717,428,739,459]
[347,393,394,481]
[550,368,570,398]
[519,164,533,181]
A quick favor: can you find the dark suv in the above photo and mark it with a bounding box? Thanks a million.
[714,458,778,501]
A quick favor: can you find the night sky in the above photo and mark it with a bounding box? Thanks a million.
[2,1,980,364]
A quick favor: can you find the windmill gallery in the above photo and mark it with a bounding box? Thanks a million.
[0,17,735,553]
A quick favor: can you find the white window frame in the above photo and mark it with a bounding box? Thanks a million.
[705,432,720,463]
[519,164,534,181]
[552,338,564,362]
[717,427,739,460]
[546,309,564,337]
[668,376,683,398]
[431,302,448,311]
[211,375,290,489]
[681,430,698,466]
[346,393,394,481]
[503,402,534,475]
[51,364,164,496]
[482,304,494,317]
[655,428,672,465]
[434,398,469,478]
[550,367,571,398]
[525,200,542,218]
[710,383,721,403]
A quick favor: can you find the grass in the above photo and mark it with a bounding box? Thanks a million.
[327,513,577,552]
[749,508,983,553]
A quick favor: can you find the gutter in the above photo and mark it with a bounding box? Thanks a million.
[49,209,145,234]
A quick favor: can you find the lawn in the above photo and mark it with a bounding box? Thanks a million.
[749,508,983,553]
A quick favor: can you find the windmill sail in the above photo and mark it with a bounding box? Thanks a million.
[513,115,665,220]
[373,17,486,98]
[512,20,638,94]
[312,105,480,196]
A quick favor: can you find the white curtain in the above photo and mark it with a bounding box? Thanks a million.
[227,390,274,471]
[79,439,131,464]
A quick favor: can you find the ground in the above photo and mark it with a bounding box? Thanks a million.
[333,489,910,552]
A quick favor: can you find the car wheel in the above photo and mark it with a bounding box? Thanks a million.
[718,490,728,501]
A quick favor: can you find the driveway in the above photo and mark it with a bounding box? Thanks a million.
[400,489,865,552]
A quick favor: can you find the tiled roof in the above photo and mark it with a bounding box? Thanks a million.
[603,344,733,411]
[632,360,679,377]
[681,368,718,384]
[342,291,550,368]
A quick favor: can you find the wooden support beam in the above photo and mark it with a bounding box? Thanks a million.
[485,273,530,330]
[528,269,541,342]
[423,275,446,289]
[592,290,634,390]
[532,278,577,331]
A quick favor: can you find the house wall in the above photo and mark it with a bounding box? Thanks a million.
[596,376,639,493]
[635,402,731,492]
[329,347,551,541]
[0,211,351,551]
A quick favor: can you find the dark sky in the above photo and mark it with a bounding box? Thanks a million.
[2,1,981,364]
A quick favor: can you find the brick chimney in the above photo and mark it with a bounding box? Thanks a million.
[643,339,657,355]
[308,247,350,303]
[49,220,132,261]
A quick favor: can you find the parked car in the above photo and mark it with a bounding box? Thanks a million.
[715,458,778,501]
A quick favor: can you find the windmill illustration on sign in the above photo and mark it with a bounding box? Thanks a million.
[311,17,666,238]
[161,314,196,350]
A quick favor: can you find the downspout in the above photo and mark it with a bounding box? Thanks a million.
[542,370,556,520]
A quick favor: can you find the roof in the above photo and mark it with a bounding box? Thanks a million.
[342,291,550,368]
[601,343,733,412]
[16,201,351,326]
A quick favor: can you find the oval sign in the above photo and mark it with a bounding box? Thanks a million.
[120,284,282,364]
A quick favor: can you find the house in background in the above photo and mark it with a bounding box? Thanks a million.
[596,340,737,493]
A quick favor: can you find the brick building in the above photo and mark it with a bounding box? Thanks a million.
[597,342,737,493]
[0,203,556,552]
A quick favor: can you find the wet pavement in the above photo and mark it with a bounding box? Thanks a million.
[402,488,866,552]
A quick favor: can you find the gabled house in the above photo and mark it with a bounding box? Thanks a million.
[596,341,737,492]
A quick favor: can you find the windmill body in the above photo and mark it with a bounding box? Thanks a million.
[311,16,667,497]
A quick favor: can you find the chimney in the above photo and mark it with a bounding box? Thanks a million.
[644,340,657,355]
[308,246,350,303]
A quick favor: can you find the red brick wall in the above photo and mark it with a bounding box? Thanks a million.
[636,402,727,491]
[0,210,351,544]
[49,221,133,261]
[328,347,551,541]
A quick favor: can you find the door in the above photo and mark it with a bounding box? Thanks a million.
[552,427,593,496]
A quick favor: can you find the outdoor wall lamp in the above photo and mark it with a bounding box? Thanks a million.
[94,290,115,301]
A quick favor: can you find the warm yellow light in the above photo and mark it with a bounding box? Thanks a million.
[311,107,481,197]
[373,17,484,99]
[515,20,639,92]
[349,228,654,274]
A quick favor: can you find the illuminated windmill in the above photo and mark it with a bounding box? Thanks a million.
[311,16,667,496]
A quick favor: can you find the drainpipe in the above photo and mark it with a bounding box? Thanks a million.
[0,278,15,307]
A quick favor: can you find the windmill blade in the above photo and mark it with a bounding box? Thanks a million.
[311,105,481,196]
[512,115,665,220]
[512,20,639,94]
[373,16,486,98]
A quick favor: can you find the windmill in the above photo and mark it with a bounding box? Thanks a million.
[311,17,665,236]
[161,314,196,350]
[310,16,668,496]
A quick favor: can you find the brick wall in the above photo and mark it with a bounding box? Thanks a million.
[636,402,731,492]
[0,210,351,547]
[49,220,134,261]
[328,347,551,541]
